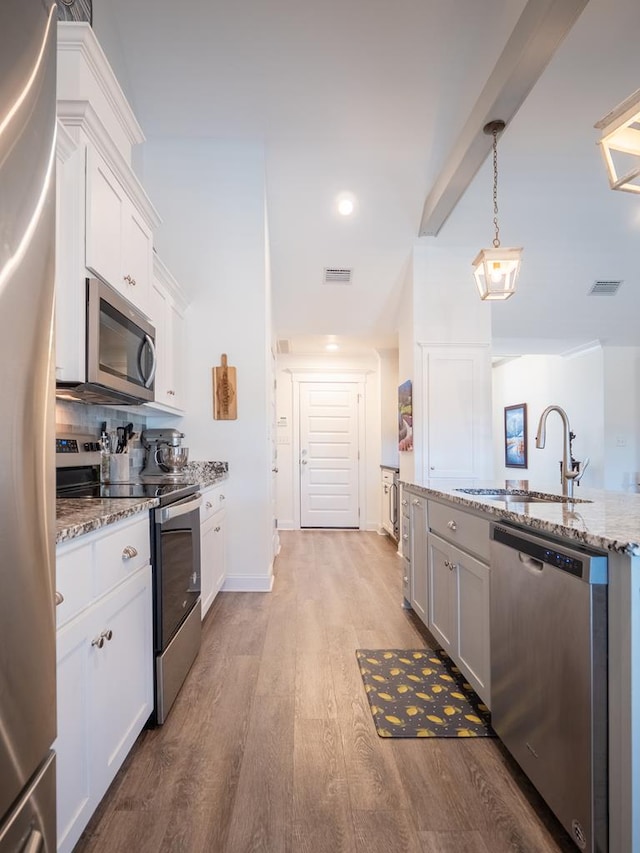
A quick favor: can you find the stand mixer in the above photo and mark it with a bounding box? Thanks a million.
[141,428,189,479]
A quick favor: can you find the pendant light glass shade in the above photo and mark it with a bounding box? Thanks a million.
[595,88,640,194]
[472,247,522,300]
[472,120,521,301]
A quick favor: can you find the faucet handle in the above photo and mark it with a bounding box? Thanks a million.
[575,456,590,484]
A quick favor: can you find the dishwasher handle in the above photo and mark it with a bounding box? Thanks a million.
[518,552,544,573]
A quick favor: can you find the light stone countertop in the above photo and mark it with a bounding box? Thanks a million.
[56,497,159,545]
[56,461,229,545]
[401,480,640,556]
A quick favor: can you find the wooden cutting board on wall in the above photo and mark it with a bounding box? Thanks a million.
[213,354,237,420]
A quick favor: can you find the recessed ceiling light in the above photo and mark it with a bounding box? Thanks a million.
[336,192,356,217]
[326,343,339,351]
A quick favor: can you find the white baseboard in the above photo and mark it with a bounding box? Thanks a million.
[222,573,274,592]
[277,520,295,530]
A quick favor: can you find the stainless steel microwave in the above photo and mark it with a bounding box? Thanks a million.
[56,278,156,406]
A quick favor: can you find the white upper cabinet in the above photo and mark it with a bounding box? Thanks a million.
[147,255,188,413]
[85,147,153,315]
[56,22,161,380]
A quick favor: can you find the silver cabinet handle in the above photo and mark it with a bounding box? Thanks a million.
[402,533,409,541]
[272,467,279,473]
[205,501,213,509]
[92,629,114,649]
[403,576,409,584]
[384,485,389,494]
[214,526,221,533]
[219,494,226,501]
[412,498,420,506]
[445,559,455,571]
[122,545,138,560]
[447,520,457,531]
[123,274,136,286]
[401,499,408,506]
[301,459,308,465]
[55,591,64,606]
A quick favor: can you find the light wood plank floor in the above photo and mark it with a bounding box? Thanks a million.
[76,530,576,853]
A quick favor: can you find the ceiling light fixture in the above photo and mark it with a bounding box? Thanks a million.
[336,192,356,217]
[472,120,522,301]
[595,88,640,194]
[325,342,339,352]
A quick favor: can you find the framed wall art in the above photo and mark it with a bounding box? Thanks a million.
[504,403,527,468]
[398,380,413,452]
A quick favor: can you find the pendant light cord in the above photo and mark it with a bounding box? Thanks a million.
[492,129,500,249]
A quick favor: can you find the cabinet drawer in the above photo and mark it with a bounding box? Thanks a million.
[201,486,227,524]
[93,516,150,597]
[382,469,395,486]
[428,500,490,562]
[56,539,93,628]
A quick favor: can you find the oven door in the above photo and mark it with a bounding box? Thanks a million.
[87,278,157,402]
[154,493,202,651]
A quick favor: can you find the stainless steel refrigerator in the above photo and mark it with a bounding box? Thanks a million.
[0,1,58,850]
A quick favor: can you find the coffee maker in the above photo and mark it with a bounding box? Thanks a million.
[141,428,189,479]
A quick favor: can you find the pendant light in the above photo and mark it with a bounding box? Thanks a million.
[595,88,640,194]
[472,120,522,301]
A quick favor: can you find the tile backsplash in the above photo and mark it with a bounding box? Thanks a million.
[55,401,149,475]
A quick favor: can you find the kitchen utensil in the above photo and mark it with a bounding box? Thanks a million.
[213,353,237,420]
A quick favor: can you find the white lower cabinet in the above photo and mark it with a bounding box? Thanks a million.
[200,484,228,618]
[55,516,153,853]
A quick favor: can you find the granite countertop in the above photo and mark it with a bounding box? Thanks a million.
[401,479,640,556]
[380,464,400,472]
[56,460,229,545]
[56,497,158,545]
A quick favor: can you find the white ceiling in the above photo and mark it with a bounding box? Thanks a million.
[98,0,640,356]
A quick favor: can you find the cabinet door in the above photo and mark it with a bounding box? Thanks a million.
[456,549,491,706]
[85,147,124,293]
[122,205,152,316]
[409,495,428,625]
[91,566,153,801]
[55,611,95,853]
[381,473,393,535]
[423,346,491,479]
[149,279,169,404]
[201,509,226,618]
[167,300,185,409]
[427,533,457,652]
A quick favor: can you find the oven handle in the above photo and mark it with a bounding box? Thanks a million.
[156,493,202,524]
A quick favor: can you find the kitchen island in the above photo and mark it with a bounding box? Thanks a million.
[401,478,640,853]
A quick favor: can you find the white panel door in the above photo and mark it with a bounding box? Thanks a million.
[299,382,359,528]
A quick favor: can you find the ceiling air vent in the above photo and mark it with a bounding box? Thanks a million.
[589,280,623,295]
[323,267,353,284]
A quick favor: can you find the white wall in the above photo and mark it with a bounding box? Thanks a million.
[602,347,640,491]
[140,138,274,590]
[492,349,605,490]
[275,352,381,531]
[379,349,399,468]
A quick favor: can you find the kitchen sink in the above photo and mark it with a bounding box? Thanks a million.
[454,488,592,504]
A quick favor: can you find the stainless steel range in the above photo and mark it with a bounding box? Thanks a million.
[56,434,202,724]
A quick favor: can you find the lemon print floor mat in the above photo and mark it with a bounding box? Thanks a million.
[356,649,496,738]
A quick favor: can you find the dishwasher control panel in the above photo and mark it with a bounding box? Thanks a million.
[492,524,608,584]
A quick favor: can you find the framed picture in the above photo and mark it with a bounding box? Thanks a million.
[398,380,413,452]
[504,403,528,468]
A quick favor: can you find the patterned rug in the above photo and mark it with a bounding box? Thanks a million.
[356,648,495,738]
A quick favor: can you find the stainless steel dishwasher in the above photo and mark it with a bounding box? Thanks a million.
[490,523,608,853]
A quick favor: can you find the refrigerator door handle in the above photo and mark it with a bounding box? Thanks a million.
[21,828,44,853]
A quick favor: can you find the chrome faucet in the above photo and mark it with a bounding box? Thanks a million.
[535,405,588,498]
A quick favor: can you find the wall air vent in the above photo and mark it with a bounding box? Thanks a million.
[589,280,623,295]
[276,339,290,354]
[323,267,353,284]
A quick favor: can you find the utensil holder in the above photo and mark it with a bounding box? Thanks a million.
[109,454,130,483]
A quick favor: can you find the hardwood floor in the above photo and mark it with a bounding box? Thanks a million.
[76,530,576,853]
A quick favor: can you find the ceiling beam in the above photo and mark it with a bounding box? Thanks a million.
[419,0,590,237]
